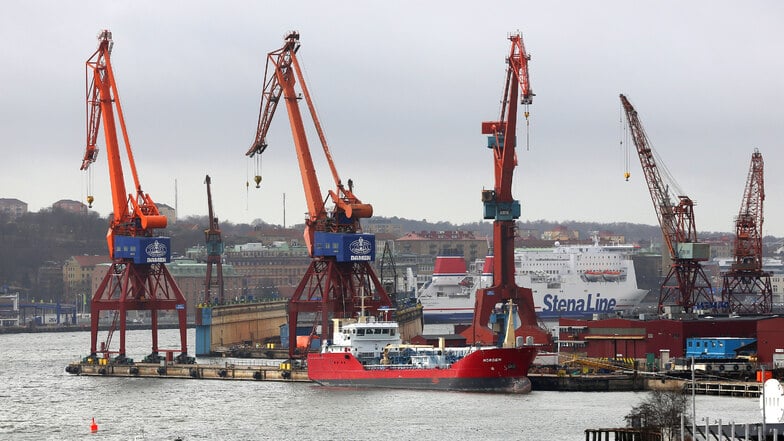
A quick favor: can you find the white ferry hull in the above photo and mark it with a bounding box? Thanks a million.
[417,242,649,324]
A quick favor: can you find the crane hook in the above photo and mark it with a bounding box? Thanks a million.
[87,195,94,208]
[254,175,262,188]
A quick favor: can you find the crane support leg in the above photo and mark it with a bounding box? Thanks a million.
[286,259,392,358]
[89,261,190,363]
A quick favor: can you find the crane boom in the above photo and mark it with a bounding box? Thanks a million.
[79,30,190,363]
[204,175,225,304]
[733,149,765,272]
[721,148,771,313]
[82,30,166,258]
[247,32,371,255]
[620,94,713,313]
[247,32,391,358]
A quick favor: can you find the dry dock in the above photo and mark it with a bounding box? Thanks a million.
[66,359,309,382]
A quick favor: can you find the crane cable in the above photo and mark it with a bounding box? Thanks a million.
[524,103,531,151]
[84,166,95,208]
[253,154,262,188]
[245,160,250,211]
[620,102,630,181]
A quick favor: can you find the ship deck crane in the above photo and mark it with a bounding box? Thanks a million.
[80,30,190,363]
[461,33,551,348]
[619,94,714,314]
[721,149,771,314]
[203,175,224,304]
[246,32,392,358]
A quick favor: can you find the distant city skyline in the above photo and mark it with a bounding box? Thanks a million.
[2,2,783,235]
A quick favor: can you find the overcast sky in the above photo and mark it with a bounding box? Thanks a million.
[2,1,783,237]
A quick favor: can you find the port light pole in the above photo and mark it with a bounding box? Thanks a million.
[691,356,696,439]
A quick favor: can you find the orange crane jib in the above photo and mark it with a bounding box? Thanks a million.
[247,32,392,358]
[81,29,169,263]
[79,29,189,362]
[246,31,374,262]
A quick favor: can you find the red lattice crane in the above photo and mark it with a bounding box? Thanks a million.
[203,175,224,304]
[460,33,551,348]
[246,32,392,358]
[620,94,714,314]
[80,30,190,363]
[721,149,771,314]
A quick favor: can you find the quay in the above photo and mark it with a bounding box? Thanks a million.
[530,373,646,392]
[685,379,762,397]
[66,358,309,382]
[65,359,769,395]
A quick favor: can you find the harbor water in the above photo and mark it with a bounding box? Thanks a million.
[0,329,765,440]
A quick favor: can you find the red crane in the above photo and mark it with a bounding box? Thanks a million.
[721,149,771,313]
[620,94,714,314]
[80,30,190,363]
[461,33,551,348]
[246,32,392,358]
[203,175,224,304]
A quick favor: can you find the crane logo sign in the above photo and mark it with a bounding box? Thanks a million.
[349,237,372,261]
[145,240,169,263]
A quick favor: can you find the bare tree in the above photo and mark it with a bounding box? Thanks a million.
[626,390,691,440]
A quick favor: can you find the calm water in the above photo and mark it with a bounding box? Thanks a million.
[0,329,764,440]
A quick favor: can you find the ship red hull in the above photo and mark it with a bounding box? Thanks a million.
[307,347,537,393]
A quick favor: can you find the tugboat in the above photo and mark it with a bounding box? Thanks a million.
[306,303,538,393]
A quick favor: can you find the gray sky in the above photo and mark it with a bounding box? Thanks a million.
[2,1,783,237]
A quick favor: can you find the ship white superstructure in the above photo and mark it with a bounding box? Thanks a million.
[416,238,648,324]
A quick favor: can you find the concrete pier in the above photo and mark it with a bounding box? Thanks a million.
[66,358,309,382]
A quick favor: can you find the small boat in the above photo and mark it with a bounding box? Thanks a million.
[583,270,604,282]
[307,306,537,393]
[602,270,622,281]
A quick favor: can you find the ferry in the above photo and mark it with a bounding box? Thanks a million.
[307,309,537,393]
[416,237,648,324]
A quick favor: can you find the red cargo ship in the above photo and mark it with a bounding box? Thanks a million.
[306,311,537,393]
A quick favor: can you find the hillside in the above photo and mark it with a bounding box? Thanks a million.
[0,209,754,302]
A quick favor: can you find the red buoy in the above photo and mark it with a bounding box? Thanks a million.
[90,417,98,433]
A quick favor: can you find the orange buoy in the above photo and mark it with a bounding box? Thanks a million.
[90,417,98,433]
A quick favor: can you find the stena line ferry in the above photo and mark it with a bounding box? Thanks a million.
[416,237,648,324]
[307,307,537,393]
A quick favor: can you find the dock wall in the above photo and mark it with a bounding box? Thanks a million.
[68,359,308,382]
[208,301,288,352]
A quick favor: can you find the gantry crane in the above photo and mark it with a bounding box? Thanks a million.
[721,149,771,314]
[203,175,224,304]
[80,30,190,363]
[461,33,551,348]
[620,94,714,314]
[246,32,392,357]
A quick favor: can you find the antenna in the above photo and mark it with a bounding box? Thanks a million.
[174,178,178,222]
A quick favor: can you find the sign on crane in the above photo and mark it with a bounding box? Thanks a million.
[246,32,392,358]
[80,30,191,364]
[460,33,551,348]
